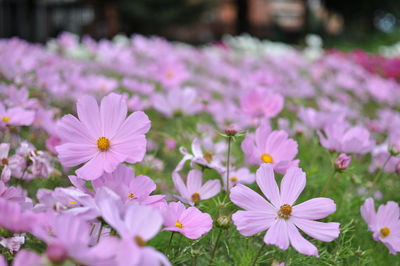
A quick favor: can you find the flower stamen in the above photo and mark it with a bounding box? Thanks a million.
[175,221,183,228]
[203,152,213,163]
[278,204,292,219]
[134,236,146,246]
[261,153,273,164]
[191,192,201,204]
[230,176,238,182]
[380,227,390,238]
[97,137,110,151]
[2,116,10,122]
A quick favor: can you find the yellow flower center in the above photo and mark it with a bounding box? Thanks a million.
[69,200,77,205]
[175,221,183,228]
[165,71,174,78]
[1,158,8,165]
[2,116,10,122]
[128,193,135,199]
[203,152,213,163]
[191,192,201,204]
[261,153,273,163]
[230,176,238,182]
[134,236,146,247]
[278,204,292,219]
[97,137,110,151]
[380,227,390,238]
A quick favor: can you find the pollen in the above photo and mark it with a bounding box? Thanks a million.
[2,116,10,122]
[69,200,77,205]
[134,235,146,246]
[175,221,183,228]
[380,227,390,238]
[128,193,135,199]
[97,137,110,151]
[230,176,238,182]
[191,192,201,204]
[261,153,273,164]
[278,204,292,219]
[203,152,213,163]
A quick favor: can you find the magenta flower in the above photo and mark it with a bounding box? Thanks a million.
[240,87,284,119]
[360,198,400,254]
[161,201,213,239]
[241,123,299,174]
[97,198,171,266]
[0,102,34,127]
[231,164,340,257]
[317,121,374,154]
[334,153,351,171]
[173,169,221,205]
[56,93,151,180]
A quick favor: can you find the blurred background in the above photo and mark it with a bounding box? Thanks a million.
[1,0,400,50]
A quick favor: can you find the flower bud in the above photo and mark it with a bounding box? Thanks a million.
[334,153,351,171]
[46,242,68,264]
[223,124,240,137]
[216,215,231,228]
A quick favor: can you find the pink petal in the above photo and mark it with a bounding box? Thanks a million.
[292,198,336,220]
[199,179,221,200]
[287,222,319,257]
[186,170,203,194]
[56,143,97,167]
[124,204,162,241]
[112,111,151,143]
[96,188,124,234]
[75,153,105,180]
[100,93,127,138]
[279,167,306,205]
[76,95,101,136]
[376,201,400,228]
[232,210,276,236]
[111,135,147,164]
[263,219,289,250]
[57,114,95,144]
[172,172,189,200]
[256,164,280,208]
[230,184,276,212]
[292,218,340,242]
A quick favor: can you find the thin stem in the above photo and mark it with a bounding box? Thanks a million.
[320,170,337,196]
[168,231,175,250]
[208,229,223,266]
[192,255,197,266]
[225,136,232,193]
[373,155,391,185]
[251,242,265,266]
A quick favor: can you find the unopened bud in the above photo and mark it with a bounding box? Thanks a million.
[216,215,231,228]
[46,242,68,264]
[223,124,240,137]
[334,153,351,171]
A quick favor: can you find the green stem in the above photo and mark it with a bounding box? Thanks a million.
[251,242,265,266]
[168,231,175,251]
[225,136,232,193]
[208,229,223,266]
[373,155,391,185]
[320,170,337,196]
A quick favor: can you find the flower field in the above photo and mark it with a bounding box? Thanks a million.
[0,33,399,265]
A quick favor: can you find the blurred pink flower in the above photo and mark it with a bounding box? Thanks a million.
[241,123,299,174]
[0,199,37,232]
[223,167,255,191]
[161,201,212,239]
[240,87,284,119]
[361,198,400,255]
[56,93,151,180]
[231,164,340,257]
[172,169,221,205]
[0,102,34,128]
[318,122,374,154]
[334,153,352,171]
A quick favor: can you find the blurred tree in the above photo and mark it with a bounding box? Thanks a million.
[118,0,215,35]
[324,0,400,32]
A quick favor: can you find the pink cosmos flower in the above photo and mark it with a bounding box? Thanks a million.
[241,123,299,174]
[0,181,25,203]
[0,234,25,254]
[56,93,151,180]
[334,153,351,171]
[160,201,212,239]
[0,143,11,182]
[231,164,340,257]
[223,167,255,190]
[0,199,37,232]
[0,102,34,127]
[360,198,400,254]
[240,87,284,119]
[173,169,221,205]
[97,198,170,266]
[152,87,203,118]
[317,121,374,154]
[91,164,165,206]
